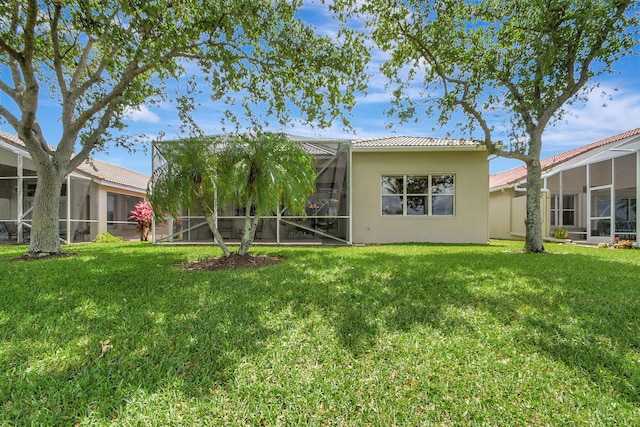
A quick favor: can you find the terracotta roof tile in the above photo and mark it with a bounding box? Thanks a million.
[76,159,149,190]
[489,128,640,189]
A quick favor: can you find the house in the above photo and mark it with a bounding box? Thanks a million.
[152,135,490,245]
[489,128,639,246]
[0,130,149,244]
[351,136,489,244]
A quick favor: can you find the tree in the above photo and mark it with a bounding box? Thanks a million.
[0,0,367,256]
[148,136,233,257]
[337,0,639,252]
[216,132,316,255]
[148,132,316,257]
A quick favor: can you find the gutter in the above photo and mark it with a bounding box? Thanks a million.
[91,178,148,194]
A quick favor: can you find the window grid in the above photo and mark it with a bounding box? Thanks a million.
[551,194,576,227]
[382,174,454,216]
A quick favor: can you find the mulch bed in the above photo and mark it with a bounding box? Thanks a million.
[180,253,285,271]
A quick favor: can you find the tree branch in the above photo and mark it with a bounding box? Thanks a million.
[68,103,118,172]
[16,0,42,135]
[396,22,526,160]
[49,2,68,95]
[502,79,536,135]
[0,105,20,129]
[4,4,25,96]
[0,2,23,63]
[0,79,19,104]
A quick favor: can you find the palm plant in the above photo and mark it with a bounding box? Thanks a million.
[217,132,316,255]
[149,132,316,257]
[148,136,231,257]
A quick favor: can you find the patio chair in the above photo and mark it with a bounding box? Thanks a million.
[0,222,18,240]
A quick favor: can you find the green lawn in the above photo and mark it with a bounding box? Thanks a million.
[1,240,639,426]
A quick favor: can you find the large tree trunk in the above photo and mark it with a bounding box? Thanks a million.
[524,159,545,253]
[27,166,65,256]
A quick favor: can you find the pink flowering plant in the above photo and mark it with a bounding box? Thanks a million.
[129,199,153,241]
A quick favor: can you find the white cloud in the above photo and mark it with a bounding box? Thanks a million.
[123,105,161,123]
[541,86,640,155]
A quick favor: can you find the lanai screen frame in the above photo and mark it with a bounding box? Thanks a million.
[150,136,352,245]
[541,137,639,247]
[0,139,100,244]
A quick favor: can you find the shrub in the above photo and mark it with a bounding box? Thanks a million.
[615,239,635,249]
[93,233,124,243]
[553,227,568,239]
[129,200,153,241]
[553,227,569,239]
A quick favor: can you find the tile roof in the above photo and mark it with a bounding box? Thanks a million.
[0,131,23,146]
[0,130,149,192]
[353,136,478,148]
[157,133,348,157]
[76,159,149,191]
[489,128,640,190]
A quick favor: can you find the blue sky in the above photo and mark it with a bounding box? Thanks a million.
[1,2,639,177]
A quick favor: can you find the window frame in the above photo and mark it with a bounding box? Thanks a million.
[615,197,636,222]
[550,193,577,227]
[381,174,455,217]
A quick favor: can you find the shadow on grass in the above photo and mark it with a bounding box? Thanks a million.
[1,243,639,423]
[270,245,640,404]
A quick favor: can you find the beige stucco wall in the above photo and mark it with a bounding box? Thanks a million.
[494,169,586,239]
[351,149,489,244]
[510,194,528,238]
[489,188,551,240]
[489,188,517,240]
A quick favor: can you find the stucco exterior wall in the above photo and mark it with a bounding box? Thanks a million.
[489,189,550,240]
[489,188,516,240]
[351,149,489,244]
[509,194,528,238]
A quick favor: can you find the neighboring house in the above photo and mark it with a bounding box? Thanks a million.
[0,131,149,244]
[152,135,490,245]
[489,128,639,246]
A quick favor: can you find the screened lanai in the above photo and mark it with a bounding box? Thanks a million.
[0,137,99,243]
[151,135,351,244]
[0,131,148,244]
[543,135,639,245]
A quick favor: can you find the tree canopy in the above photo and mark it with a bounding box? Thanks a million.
[337,0,639,252]
[0,0,367,255]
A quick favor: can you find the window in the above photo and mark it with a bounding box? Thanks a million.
[382,174,454,216]
[616,197,636,221]
[551,194,576,227]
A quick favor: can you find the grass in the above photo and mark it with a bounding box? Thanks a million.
[0,240,639,426]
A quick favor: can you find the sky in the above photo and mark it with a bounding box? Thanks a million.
[1,2,639,177]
